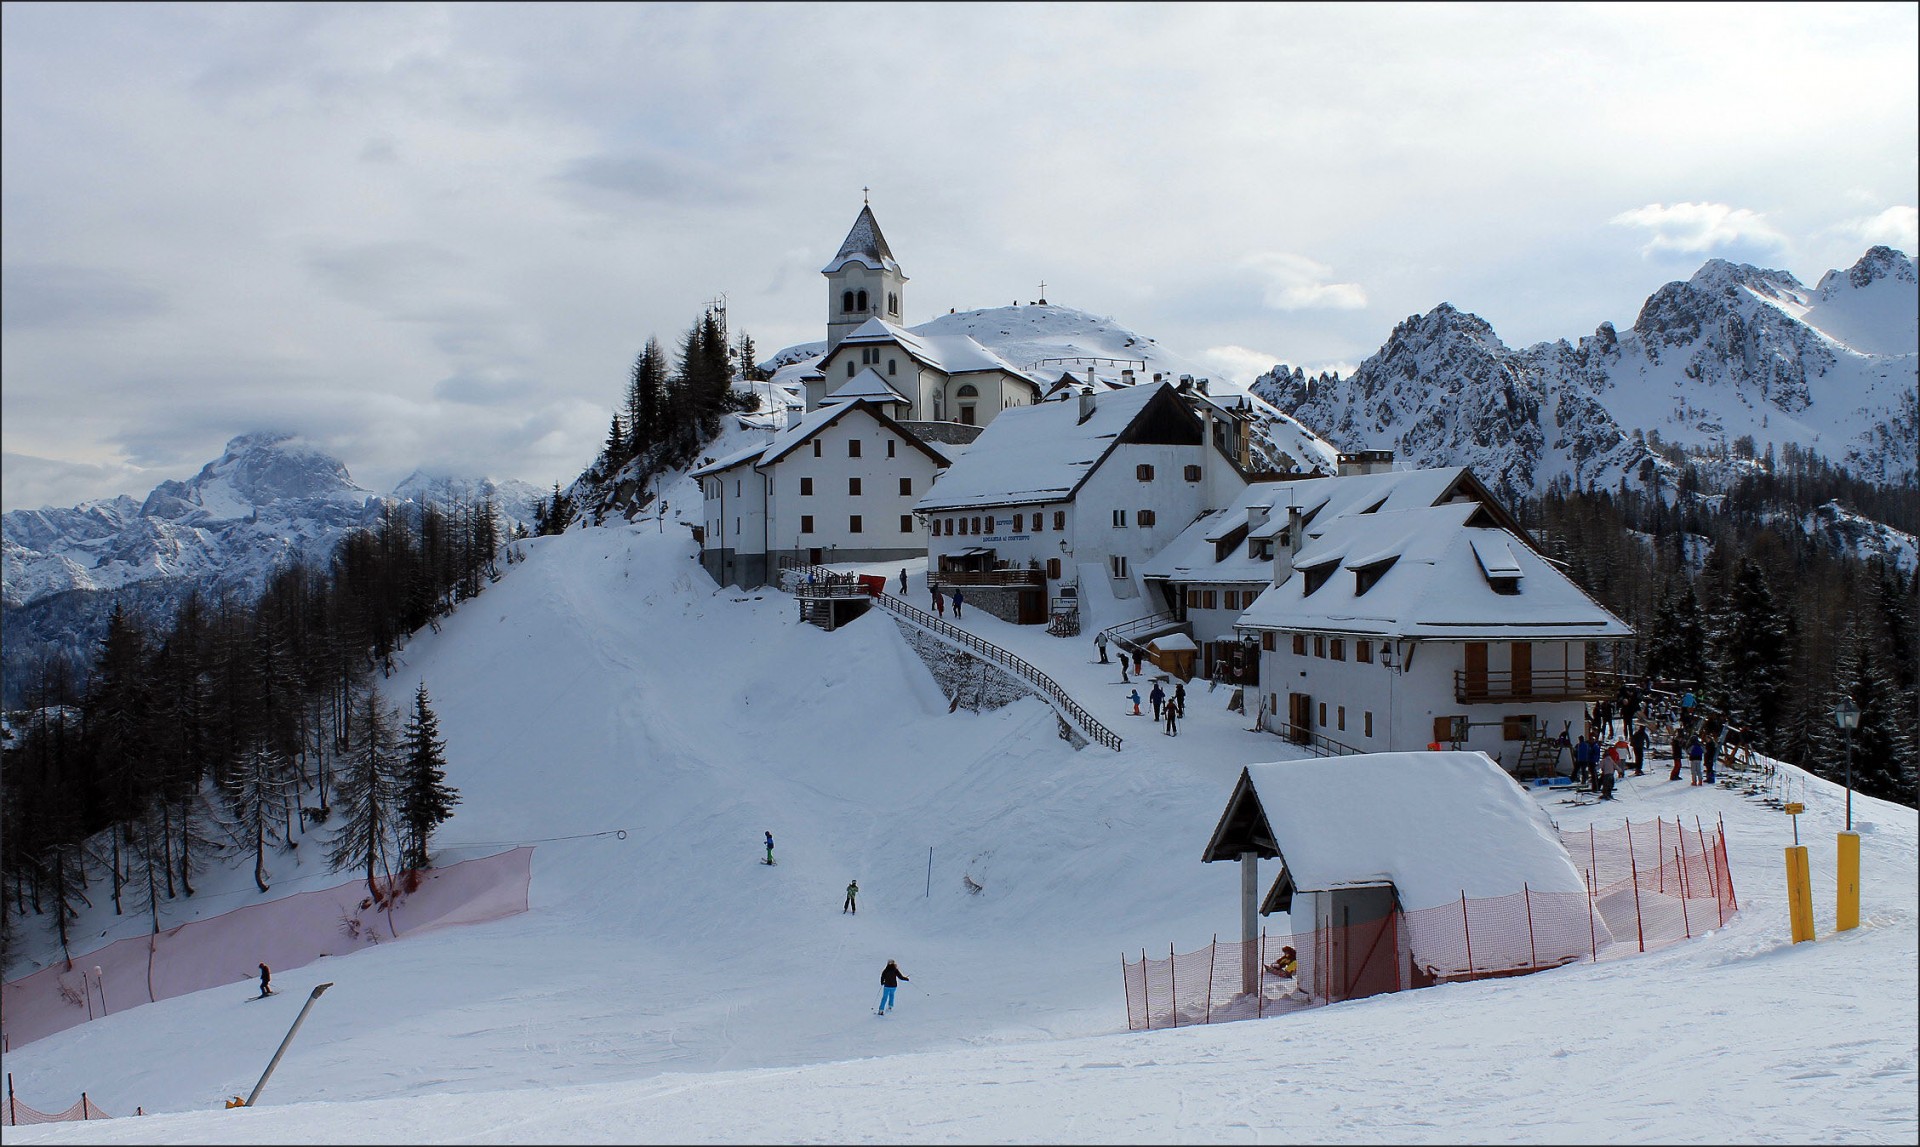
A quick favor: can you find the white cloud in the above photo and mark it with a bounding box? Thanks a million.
[1241,253,1369,311]
[1201,345,1284,383]
[1840,205,1918,254]
[1609,202,1788,256]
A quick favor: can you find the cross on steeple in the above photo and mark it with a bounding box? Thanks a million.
[1039,280,1047,298]
[862,186,870,205]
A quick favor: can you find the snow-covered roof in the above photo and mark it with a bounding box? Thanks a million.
[820,205,904,276]
[1141,468,1506,585]
[1235,503,1631,640]
[837,318,1030,380]
[822,368,910,407]
[691,400,950,480]
[914,382,1175,513]
[1212,753,1592,909]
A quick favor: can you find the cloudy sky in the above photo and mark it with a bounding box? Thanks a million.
[3,2,1914,512]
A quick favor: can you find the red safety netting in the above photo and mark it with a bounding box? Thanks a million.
[1,847,532,1051]
[1125,816,1736,1031]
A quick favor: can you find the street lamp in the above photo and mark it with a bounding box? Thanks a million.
[1833,698,1860,831]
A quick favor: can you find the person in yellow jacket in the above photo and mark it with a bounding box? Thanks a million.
[844,880,859,914]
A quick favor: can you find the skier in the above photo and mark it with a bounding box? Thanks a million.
[879,959,909,1014]
[1266,945,1298,978]
[1687,737,1705,785]
[844,879,859,915]
[1597,742,1619,801]
[1173,681,1186,717]
[1631,724,1649,775]
[1149,682,1166,722]
[1128,688,1142,716]
[764,831,775,865]
[1096,632,1109,664]
[1163,699,1179,737]
[257,963,272,999]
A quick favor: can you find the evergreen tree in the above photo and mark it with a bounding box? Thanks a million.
[1717,558,1791,746]
[225,740,294,893]
[397,683,460,871]
[327,688,401,899]
[626,338,669,460]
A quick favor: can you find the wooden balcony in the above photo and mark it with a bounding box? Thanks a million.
[931,568,1046,588]
[1453,669,1617,705]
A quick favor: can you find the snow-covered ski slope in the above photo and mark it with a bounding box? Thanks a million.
[4,503,1915,1144]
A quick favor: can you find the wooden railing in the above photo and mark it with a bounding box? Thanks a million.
[931,568,1046,588]
[872,593,1123,753]
[1454,669,1617,704]
[1097,611,1181,648]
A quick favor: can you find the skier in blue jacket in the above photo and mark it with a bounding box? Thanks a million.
[879,959,909,1013]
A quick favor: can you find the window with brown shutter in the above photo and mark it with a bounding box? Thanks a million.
[1136,464,1154,481]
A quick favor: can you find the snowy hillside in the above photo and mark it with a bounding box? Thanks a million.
[3,511,1914,1143]
[1256,248,1918,497]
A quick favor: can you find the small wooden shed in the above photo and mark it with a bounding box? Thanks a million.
[1146,631,1198,680]
[1203,751,1606,1003]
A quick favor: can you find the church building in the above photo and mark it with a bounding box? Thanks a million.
[803,205,1043,428]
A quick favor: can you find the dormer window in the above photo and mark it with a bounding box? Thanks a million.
[1301,562,1337,596]
[1489,576,1521,595]
[1354,556,1398,596]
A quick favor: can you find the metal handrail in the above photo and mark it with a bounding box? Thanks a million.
[871,593,1124,753]
[1097,611,1181,646]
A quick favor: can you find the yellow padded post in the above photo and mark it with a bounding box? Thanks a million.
[1836,832,1860,932]
[1785,845,1815,944]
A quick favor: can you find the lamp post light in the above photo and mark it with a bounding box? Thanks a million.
[1832,697,1862,933]
[1833,698,1860,832]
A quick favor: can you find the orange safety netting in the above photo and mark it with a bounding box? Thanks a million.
[1125,816,1735,1031]
[2,1091,119,1126]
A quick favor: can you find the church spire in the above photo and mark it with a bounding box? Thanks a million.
[823,203,898,273]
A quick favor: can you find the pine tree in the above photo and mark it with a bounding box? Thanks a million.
[1718,558,1791,746]
[397,683,460,871]
[327,688,401,899]
[626,338,669,460]
[225,740,294,893]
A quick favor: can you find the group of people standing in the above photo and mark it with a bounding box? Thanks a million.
[1568,681,1744,796]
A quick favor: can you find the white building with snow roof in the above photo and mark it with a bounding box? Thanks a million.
[1202,752,1609,1002]
[913,380,1250,624]
[690,399,952,588]
[808,205,1043,429]
[1231,471,1632,766]
[1142,464,1523,684]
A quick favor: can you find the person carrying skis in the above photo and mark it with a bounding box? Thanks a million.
[844,880,859,914]
[258,963,272,998]
[764,831,775,865]
[879,959,909,1013]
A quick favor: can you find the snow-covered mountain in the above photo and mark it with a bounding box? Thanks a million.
[1255,247,1918,499]
[1,433,542,702]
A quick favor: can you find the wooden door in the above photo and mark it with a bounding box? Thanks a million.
[1510,642,1532,697]
[1288,692,1312,744]
[1327,886,1401,1001]
[1464,642,1488,699]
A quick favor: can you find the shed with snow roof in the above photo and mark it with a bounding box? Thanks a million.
[1202,751,1609,1003]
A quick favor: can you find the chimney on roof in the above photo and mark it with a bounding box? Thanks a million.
[1153,372,1162,383]
[1085,365,1096,388]
[1197,377,1210,395]
[1121,367,1134,385]
[1178,374,1193,391]
[1336,449,1396,477]
[1079,386,1096,424]
[1248,504,1270,532]
[1274,503,1304,586]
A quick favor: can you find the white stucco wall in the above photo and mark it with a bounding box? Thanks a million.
[765,416,940,562]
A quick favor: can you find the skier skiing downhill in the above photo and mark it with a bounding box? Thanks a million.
[257,963,272,998]
[879,959,908,1013]
[764,831,775,865]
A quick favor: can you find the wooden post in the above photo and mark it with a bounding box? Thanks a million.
[1837,832,1861,933]
[1240,851,1259,997]
[1785,846,1815,943]
[1587,880,1599,961]
[1719,814,1738,913]
[1205,935,1216,1024]
[1460,892,1474,978]
[1523,884,1538,969]
[1676,848,1692,938]
[1625,822,1646,952]
[1168,943,1178,1028]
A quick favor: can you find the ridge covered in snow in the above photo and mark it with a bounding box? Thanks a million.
[1255,247,1919,499]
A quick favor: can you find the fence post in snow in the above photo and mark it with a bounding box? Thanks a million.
[1676,849,1692,938]
[1168,943,1178,1028]
[1625,821,1646,952]
[1657,818,1665,894]
[1718,814,1738,914]
[1459,893,1474,978]
[1139,949,1150,1030]
[1523,884,1537,969]
[1587,878,1599,962]
[1205,935,1216,1025]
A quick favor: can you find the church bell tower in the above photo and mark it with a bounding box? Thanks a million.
[822,200,907,354]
